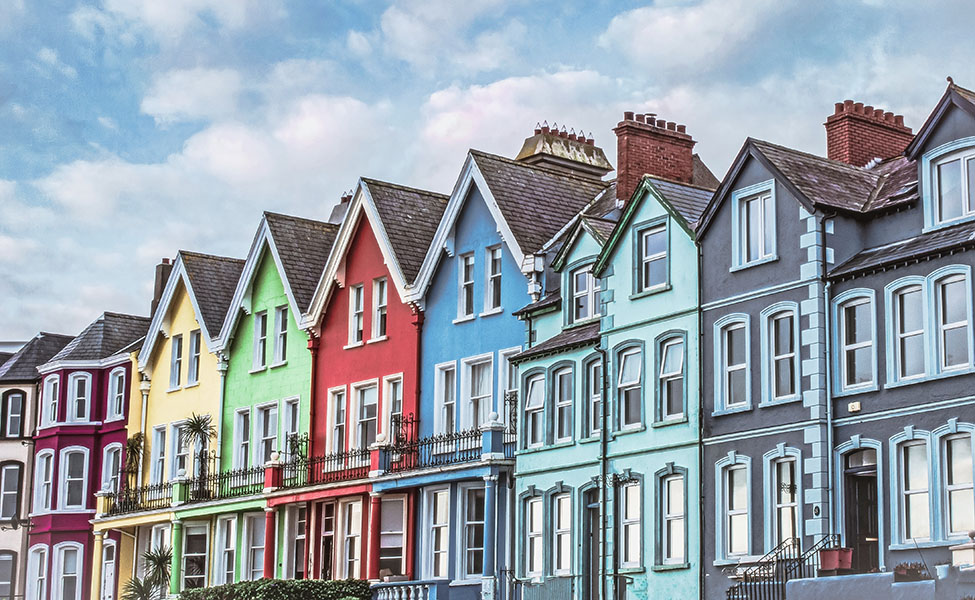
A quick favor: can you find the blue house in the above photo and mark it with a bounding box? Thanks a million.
[372,126,613,600]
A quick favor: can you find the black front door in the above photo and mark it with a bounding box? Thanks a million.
[583,490,600,600]
[845,469,879,572]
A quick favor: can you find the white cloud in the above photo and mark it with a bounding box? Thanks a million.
[98,116,119,130]
[599,0,783,75]
[347,30,372,58]
[141,68,242,124]
[0,0,25,35]
[35,47,78,78]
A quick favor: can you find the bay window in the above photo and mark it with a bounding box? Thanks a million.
[59,449,87,510]
[27,546,47,600]
[35,451,53,511]
[67,373,90,423]
[43,376,59,426]
[54,544,81,600]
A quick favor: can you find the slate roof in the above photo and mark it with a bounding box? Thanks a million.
[0,332,74,382]
[955,83,975,106]
[830,219,975,279]
[180,251,246,338]
[471,150,612,254]
[49,312,150,362]
[362,178,450,285]
[581,216,617,245]
[512,292,561,317]
[692,154,721,190]
[511,321,600,363]
[750,139,918,214]
[264,212,340,312]
[647,176,715,228]
[0,353,12,368]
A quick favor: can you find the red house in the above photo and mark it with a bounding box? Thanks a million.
[266,178,447,582]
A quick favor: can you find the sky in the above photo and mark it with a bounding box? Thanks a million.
[2,0,975,340]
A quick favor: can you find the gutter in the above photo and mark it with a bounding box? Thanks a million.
[820,217,836,540]
[595,344,610,600]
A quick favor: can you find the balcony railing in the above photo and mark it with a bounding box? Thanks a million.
[725,535,840,600]
[372,580,447,600]
[105,480,173,516]
[280,447,372,488]
[184,463,265,504]
[382,426,483,473]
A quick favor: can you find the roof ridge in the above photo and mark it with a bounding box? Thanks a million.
[37,332,74,339]
[360,177,449,199]
[102,311,150,320]
[645,174,718,192]
[264,211,337,227]
[470,148,614,187]
[179,250,245,263]
[751,137,879,176]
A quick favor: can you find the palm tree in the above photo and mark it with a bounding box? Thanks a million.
[124,433,144,481]
[180,413,216,498]
[121,546,172,600]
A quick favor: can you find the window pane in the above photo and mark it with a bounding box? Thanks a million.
[726,327,745,366]
[944,327,969,367]
[904,444,928,491]
[667,477,683,511]
[619,351,641,385]
[574,295,589,321]
[625,484,640,520]
[728,369,746,406]
[846,347,872,386]
[948,436,974,485]
[646,258,666,289]
[942,278,967,324]
[762,195,774,255]
[773,315,793,356]
[969,157,975,212]
[949,488,975,533]
[938,158,963,221]
[624,388,641,425]
[729,514,748,555]
[905,492,930,539]
[898,289,923,333]
[746,198,761,261]
[729,468,746,510]
[900,334,925,377]
[667,518,684,561]
[643,227,666,257]
[777,461,796,504]
[665,379,683,417]
[774,358,795,397]
[662,341,683,375]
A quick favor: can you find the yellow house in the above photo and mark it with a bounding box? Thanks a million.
[91,251,244,600]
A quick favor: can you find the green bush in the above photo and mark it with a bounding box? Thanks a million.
[179,578,371,600]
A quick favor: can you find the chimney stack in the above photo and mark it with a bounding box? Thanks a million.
[514,121,614,178]
[328,190,354,224]
[151,258,173,316]
[825,100,913,167]
[614,111,696,201]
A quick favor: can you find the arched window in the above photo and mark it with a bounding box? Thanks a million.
[52,542,83,600]
[583,357,602,438]
[715,452,752,560]
[26,545,47,600]
[66,372,92,423]
[714,314,750,413]
[932,271,972,372]
[551,365,573,443]
[761,303,800,405]
[1,389,26,438]
[58,447,89,510]
[33,450,54,513]
[889,429,934,544]
[763,446,802,551]
[616,345,643,429]
[101,444,123,493]
[41,375,59,426]
[106,368,126,421]
[923,138,975,227]
[655,332,686,422]
[523,373,545,449]
[833,289,877,394]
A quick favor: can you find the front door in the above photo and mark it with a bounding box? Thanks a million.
[844,450,879,573]
[101,543,116,600]
[582,490,600,600]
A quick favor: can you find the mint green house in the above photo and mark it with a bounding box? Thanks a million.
[512,172,714,600]
[172,212,339,586]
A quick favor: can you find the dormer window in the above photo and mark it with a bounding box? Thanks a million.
[571,265,601,323]
[731,180,776,269]
[934,148,975,223]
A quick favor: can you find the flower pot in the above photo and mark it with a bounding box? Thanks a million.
[820,549,840,571]
[837,548,853,570]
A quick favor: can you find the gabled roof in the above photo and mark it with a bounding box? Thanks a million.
[510,321,600,364]
[219,212,339,347]
[906,81,975,159]
[0,332,74,382]
[304,178,448,326]
[410,149,612,301]
[697,138,918,237]
[830,219,975,280]
[0,353,12,367]
[43,312,149,367]
[139,250,244,368]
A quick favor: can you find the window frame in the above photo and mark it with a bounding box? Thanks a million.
[616,344,644,431]
[328,387,347,454]
[1,389,26,437]
[934,272,973,372]
[0,461,23,521]
[634,218,670,295]
[272,305,289,364]
[150,425,166,484]
[619,479,642,569]
[760,303,801,406]
[26,545,47,600]
[583,357,602,438]
[892,282,926,382]
[730,179,777,270]
[0,550,16,600]
[169,421,191,479]
[214,516,236,585]
[170,334,183,389]
[551,492,572,576]
[713,314,751,415]
[484,245,503,314]
[255,402,279,466]
[920,138,975,230]
[568,263,601,325]
[52,542,83,600]
[552,366,574,444]
[434,362,457,435]
[57,447,89,511]
[187,329,201,385]
[940,430,975,538]
[371,278,388,340]
[461,354,493,430]
[351,381,378,450]
[181,523,209,590]
[382,375,404,439]
[101,538,116,600]
[762,447,803,552]
[65,372,91,423]
[100,444,122,494]
[897,438,932,543]
[106,368,126,421]
[34,450,54,513]
[832,289,879,396]
[42,375,59,427]
[459,483,486,580]
[338,499,362,579]
[523,371,545,449]
[654,332,687,423]
[654,466,688,567]
[377,495,406,578]
[524,495,543,579]
[348,284,364,346]
[243,513,266,581]
[458,253,476,320]
[715,453,752,561]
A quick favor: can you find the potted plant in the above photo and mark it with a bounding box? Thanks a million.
[819,546,853,571]
[893,561,930,582]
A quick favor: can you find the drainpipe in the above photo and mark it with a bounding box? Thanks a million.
[216,354,228,461]
[139,376,150,478]
[412,305,424,430]
[696,237,706,598]
[820,217,836,540]
[595,345,610,600]
[307,333,320,460]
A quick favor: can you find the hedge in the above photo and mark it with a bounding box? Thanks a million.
[179,578,371,600]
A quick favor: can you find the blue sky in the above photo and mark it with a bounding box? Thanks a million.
[2,0,974,340]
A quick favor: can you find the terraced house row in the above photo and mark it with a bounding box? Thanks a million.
[3,79,975,600]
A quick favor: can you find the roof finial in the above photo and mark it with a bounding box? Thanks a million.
[947,75,955,86]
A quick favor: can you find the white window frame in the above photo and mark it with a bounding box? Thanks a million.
[893,284,926,381]
[382,375,404,438]
[930,145,975,226]
[254,312,268,369]
[100,443,122,493]
[233,409,251,470]
[620,481,641,568]
[26,545,48,600]
[273,305,288,365]
[524,374,545,448]
[244,513,265,581]
[372,278,387,340]
[187,330,201,385]
[42,375,59,426]
[639,224,668,292]
[458,253,475,319]
[570,265,601,323]
[552,492,572,575]
[338,499,362,579]
[484,245,503,313]
[662,474,685,565]
[899,439,931,542]
[935,274,970,371]
[351,381,378,450]
[255,402,279,466]
[499,348,520,431]
[723,464,750,558]
[942,432,975,538]
[34,450,54,513]
[101,538,116,600]
[169,421,190,479]
[57,447,89,511]
[771,458,799,546]
[215,516,236,585]
[283,397,300,450]
[426,488,450,579]
[66,372,91,423]
[0,462,21,520]
[150,426,166,484]
[838,294,876,392]
[731,180,777,269]
[586,360,602,437]
[348,284,364,345]
[4,390,25,437]
[328,387,347,454]
[434,362,457,435]
[459,484,486,580]
[659,337,685,420]
[170,334,183,389]
[106,368,126,421]
[617,348,642,429]
[525,497,542,579]
[716,316,750,412]
[462,354,493,429]
[52,542,83,600]
[181,523,209,590]
[286,504,308,580]
[378,495,406,578]
[553,367,573,443]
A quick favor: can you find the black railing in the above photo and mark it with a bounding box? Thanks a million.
[185,463,265,503]
[503,390,518,458]
[725,535,840,600]
[383,426,482,473]
[281,447,371,488]
[106,480,173,515]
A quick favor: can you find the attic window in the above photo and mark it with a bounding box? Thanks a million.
[933,147,975,224]
[730,179,777,270]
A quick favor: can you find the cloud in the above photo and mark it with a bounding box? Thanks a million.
[35,47,78,78]
[346,30,372,58]
[141,68,243,124]
[98,116,119,130]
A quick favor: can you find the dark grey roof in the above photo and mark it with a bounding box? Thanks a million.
[265,212,340,312]
[181,251,245,338]
[50,312,150,362]
[646,176,715,227]
[511,321,600,363]
[0,353,12,368]
[581,216,617,245]
[955,83,975,106]
[830,219,975,279]
[513,292,561,317]
[362,178,449,285]
[692,154,721,190]
[0,332,74,382]
[751,139,917,214]
[471,150,612,254]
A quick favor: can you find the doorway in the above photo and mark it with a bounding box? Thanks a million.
[582,489,600,600]
[844,449,879,573]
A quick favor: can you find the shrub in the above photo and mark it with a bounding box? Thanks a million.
[179,579,371,600]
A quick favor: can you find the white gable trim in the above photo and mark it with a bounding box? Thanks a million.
[405,152,526,303]
[137,254,218,370]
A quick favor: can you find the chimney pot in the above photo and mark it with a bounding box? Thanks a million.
[853,102,864,114]
[568,129,577,141]
[636,114,647,123]
[623,111,634,121]
[834,102,844,114]
[873,108,884,119]
[666,121,677,131]
[843,99,854,111]
[864,105,874,115]
[676,124,687,134]
[534,122,542,134]
[656,119,667,128]
[895,114,905,127]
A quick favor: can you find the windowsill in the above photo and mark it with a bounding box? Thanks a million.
[479,307,503,317]
[615,424,646,436]
[832,383,880,398]
[580,435,600,444]
[922,213,975,234]
[269,360,288,369]
[713,557,751,567]
[183,381,200,389]
[564,317,600,330]
[652,562,690,572]
[104,416,125,423]
[249,366,267,374]
[885,365,975,389]
[712,404,752,417]
[630,283,671,300]
[551,438,574,448]
[889,539,963,550]
[448,578,482,587]
[618,566,645,575]
[730,255,778,273]
[453,315,475,324]
[343,342,364,350]
[652,416,687,428]
[366,336,388,345]
[758,396,800,408]
[167,386,182,393]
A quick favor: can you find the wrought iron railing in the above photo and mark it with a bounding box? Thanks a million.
[280,447,371,488]
[382,426,482,473]
[106,480,173,515]
[503,390,518,457]
[185,463,265,503]
[725,535,840,600]
[522,577,572,600]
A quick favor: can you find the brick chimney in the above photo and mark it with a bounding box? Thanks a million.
[825,100,913,167]
[614,112,696,201]
[151,258,173,316]
[328,190,354,224]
